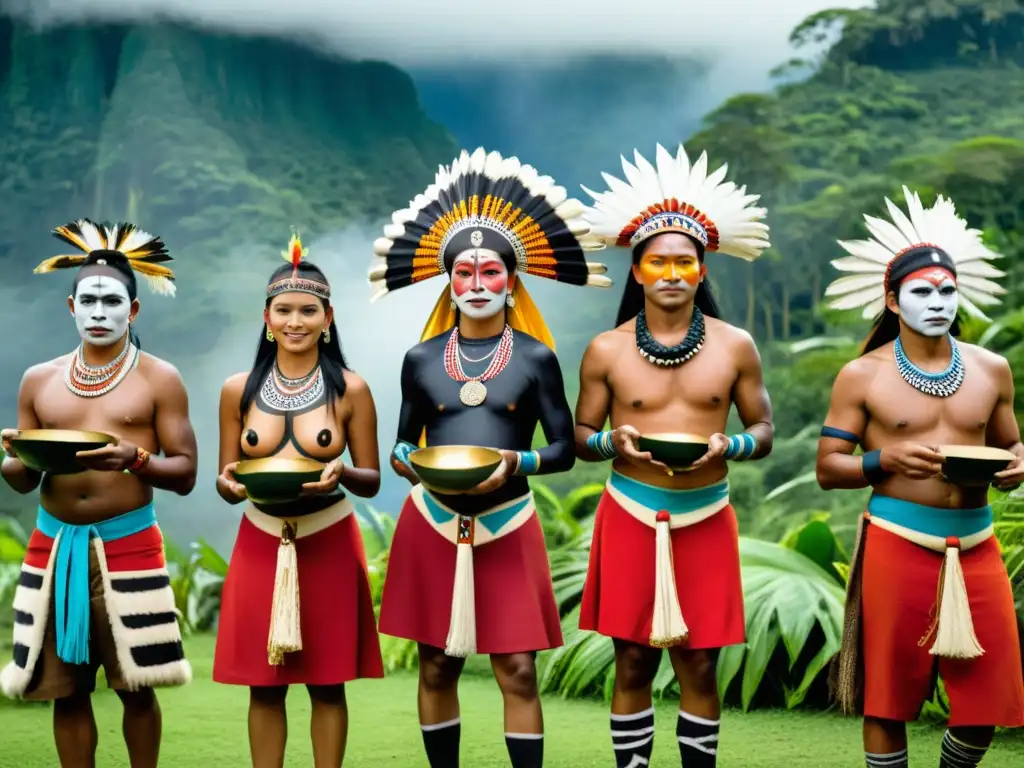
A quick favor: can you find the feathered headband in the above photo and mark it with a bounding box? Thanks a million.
[368,147,610,301]
[581,143,771,261]
[824,186,1006,321]
[267,232,330,301]
[34,219,175,296]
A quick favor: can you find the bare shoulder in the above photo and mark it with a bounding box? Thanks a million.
[959,341,1009,375]
[342,368,372,398]
[585,324,632,360]
[706,318,756,349]
[137,352,184,381]
[835,352,884,391]
[22,356,66,388]
[220,371,249,399]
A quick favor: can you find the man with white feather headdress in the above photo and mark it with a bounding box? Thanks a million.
[573,144,774,768]
[0,220,197,766]
[816,188,1024,768]
[369,148,610,768]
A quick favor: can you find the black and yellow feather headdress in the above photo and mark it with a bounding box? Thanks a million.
[34,218,175,297]
[368,147,610,348]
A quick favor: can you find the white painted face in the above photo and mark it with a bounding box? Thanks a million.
[897,267,958,336]
[72,275,132,346]
[449,249,510,320]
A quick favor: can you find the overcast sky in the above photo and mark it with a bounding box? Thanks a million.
[8,0,859,72]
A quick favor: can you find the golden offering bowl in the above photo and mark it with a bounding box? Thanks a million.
[410,445,503,493]
[637,433,710,471]
[938,445,1015,488]
[10,429,116,475]
[234,457,326,503]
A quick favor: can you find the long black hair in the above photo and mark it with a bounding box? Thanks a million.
[860,245,960,355]
[72,251,144,349]
[615,234,722,327]
[239,261,349,416]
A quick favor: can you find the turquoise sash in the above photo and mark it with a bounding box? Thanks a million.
[609,471,729,514]
[421,490,531,536]
[36,503,157,665]
[867,495,992,539]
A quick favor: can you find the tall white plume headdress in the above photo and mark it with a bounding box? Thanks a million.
[580,143,771,260]
[34,218,176,297]
[824,186,1005,321]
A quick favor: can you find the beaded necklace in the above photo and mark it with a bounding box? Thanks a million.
[443,325,514,406]
[635,307,705,366]
[894,334,965,397]
[66,341,139,398]
[259,362,324,411]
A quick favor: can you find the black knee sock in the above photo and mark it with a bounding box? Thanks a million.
[676,711,719,767]
[505,733,543,768]
[939,730,988,767]
[421,717,460,768]
[865,748,908,767]
[610,706,655,767]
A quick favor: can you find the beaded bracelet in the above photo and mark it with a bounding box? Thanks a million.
[125,447,151,475]
[514,450,541,476]
[724,433,758,461]
[585,431,617,460]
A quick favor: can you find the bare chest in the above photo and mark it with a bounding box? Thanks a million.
[865,368,996,438]
[34,369,155,433]
[607,346,735,415]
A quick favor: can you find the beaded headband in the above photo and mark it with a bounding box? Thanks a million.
[266,233,331,301]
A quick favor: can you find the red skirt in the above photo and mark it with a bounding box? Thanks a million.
[378,494,563,654]
[579,488,745,649]
[213,507,383,687]
[862,524,1024,727]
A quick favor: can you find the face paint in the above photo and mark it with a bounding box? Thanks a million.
[635,251,703,308]
[72,275,132,346]
[450,249,510,319]
[897,267,958,336]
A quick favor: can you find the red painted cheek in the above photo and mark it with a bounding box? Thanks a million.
[480,273,507,293]
[452,274,474,296]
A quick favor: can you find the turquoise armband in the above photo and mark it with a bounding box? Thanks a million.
[514,450,541,476]
[585,431,617,460]
[392,440,415,468]
[724,433,758,461]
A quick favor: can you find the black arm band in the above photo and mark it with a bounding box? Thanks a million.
[821,426,860,444]
[861,450,890,485]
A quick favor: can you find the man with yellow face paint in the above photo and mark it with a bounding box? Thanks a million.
[574,144,774,768]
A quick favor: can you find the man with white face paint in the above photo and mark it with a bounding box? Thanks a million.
[0,219,198,768]
[369,148,610,768]
[818,188,1024,768]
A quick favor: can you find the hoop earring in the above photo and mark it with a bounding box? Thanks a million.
[323,328,331,343]
[505,293,516,308]
[266,327,274,342]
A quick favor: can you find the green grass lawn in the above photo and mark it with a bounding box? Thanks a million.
[2,635,1023,766]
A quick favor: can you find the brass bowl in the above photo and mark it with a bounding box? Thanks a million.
[410,445,503,493]
[939,445,1015,488]
[234,457,325,503]
[10,429,116,475]
[637,433,710,471]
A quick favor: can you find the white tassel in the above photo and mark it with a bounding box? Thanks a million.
[928,544,984,659]
[445,516,477,658]
[267,524,302,666]
[650,512,688,647]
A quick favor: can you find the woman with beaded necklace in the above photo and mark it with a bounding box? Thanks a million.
[213,235,383,767]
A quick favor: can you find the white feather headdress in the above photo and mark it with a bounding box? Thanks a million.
[824,186,1005,320]
[35,218,176,297]
[580,143,771,260]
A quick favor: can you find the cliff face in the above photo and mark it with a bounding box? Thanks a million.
[0,18,457,265]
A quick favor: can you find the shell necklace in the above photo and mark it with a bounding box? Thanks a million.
[443,325,514,406]
[66,341,139,398]
[259,362,324,411]
[894,334,965,397]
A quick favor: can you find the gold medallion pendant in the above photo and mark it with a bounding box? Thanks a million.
[459,379,487,406]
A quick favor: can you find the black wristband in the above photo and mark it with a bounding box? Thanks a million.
[861,449,890,485]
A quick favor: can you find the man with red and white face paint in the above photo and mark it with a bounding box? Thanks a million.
[896,265,959,337]
[370,148,610,768]
[818,188,1024,768]
[449,248,511,319]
